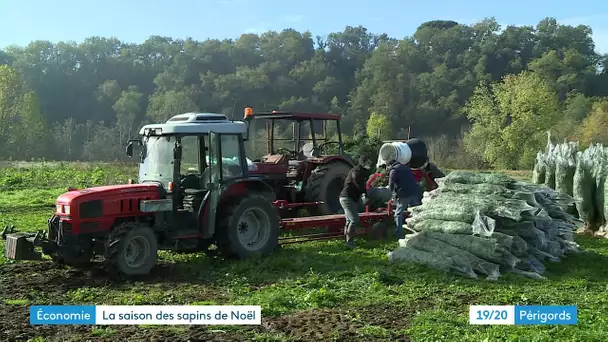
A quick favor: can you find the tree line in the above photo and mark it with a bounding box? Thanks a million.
[0,17,607,169]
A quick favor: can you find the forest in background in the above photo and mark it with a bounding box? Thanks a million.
[1,17,608,169]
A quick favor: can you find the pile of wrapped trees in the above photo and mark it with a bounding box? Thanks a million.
[387,171,581,280]
[531,133,608,236]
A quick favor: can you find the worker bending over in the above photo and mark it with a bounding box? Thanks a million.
[387,158,421,239]
[339,155,372,248]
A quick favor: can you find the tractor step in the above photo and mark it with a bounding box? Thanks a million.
[4,233,42,260]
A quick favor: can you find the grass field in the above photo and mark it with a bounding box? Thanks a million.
[1,162,607,341]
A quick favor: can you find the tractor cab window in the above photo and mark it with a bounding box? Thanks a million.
[206,134,245,182]
[139,135,175,189]
[181,136,200,174]
[219,134,244,180]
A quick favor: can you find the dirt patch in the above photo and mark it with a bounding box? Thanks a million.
[0,262,108,300]
[262,305,414,341]
[263,308,362,341]
[354,303,411,331]
[0,262,227,305]
[0,261,221,301]
[348,303,412,341]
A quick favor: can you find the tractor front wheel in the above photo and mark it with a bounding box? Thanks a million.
[216,194,280,258]
[104,223,158,276]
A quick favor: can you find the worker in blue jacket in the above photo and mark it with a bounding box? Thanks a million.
[387,159,422,239]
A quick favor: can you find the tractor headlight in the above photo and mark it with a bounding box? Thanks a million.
[57,204,71,215]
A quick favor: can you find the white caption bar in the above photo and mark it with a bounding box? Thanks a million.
[95,305,261,325]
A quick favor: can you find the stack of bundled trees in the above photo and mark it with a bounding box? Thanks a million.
[388,171,581,280]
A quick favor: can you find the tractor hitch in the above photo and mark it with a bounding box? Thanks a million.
[2,225,56,261]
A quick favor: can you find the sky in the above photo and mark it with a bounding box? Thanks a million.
[1,0,608,53]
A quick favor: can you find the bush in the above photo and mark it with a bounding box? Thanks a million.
[343,135,383,165]
[426,131,487,170]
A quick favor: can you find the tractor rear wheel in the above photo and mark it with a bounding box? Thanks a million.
[216,194,280,258]
[305,162,351,216]
[104,223,158,276]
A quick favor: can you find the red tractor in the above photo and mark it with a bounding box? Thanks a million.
[2,113,282,276]
[243,107,353,216]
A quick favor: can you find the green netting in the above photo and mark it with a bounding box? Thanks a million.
[492,231,528,254]
[542,133,556,189]
[554,142,577,196]
[471,211,497,236]
[442,171,516,188]
[432,182,512,197]
[387,245,478,278]
[604,163,608,233]
[401,231,501,280]
[594,150,607,228]
[407,218,473,234]
[532,151,546,185]
[522,216,558,240]
[573,145,599,229]
[407,208,478,224]
[517,255,546,274]
[544,152,556,190]
[510,268,547,280]
[423,232,520,268]
[411,192,536,222]
[520,184,576,215]
[527,245,560,263]
[496,221,547,249]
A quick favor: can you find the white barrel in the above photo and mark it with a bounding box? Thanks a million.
[377,142,412,167]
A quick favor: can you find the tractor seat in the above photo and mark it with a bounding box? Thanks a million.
[301,143,316,158]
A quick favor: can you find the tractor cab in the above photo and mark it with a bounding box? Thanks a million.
[119,112,280,265]
[126,113,252,230]
[129,114,246,187]
[243,108,346,164]
[242,107,354,216]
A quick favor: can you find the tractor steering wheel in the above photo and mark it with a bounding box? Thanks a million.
[317,141,341,155]
[276,148,298,157]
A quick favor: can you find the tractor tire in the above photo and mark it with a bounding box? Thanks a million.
[216,193,280,259]
[104,223,158,276]
[305,162,351,216]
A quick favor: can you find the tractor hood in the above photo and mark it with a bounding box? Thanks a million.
[56,183,163,206]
